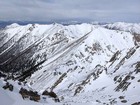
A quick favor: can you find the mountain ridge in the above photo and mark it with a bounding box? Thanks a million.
[0,22,140,105]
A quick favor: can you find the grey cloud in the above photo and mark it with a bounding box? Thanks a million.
[0,0,140,22]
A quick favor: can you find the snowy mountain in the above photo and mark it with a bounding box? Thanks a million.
[104,22,140,35]
[0,23,140,105]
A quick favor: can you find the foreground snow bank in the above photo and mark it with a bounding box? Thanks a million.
[0,79,99,105]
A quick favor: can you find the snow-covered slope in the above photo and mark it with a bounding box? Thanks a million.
[104,22,140,35]
[0,23,140,105]
[0,78,64,105]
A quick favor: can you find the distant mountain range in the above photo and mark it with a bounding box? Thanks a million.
[0,21,109,28]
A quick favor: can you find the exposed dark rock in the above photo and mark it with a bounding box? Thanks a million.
[131,76,135,80]
[115,74,131,92]
[51,73,67,90]
[137,79,140,82]
[74,86,83,96]
[109,51,120,62]
[19,88,29,99]
[42,90,60,102]
[42,90,57,98]
[114,47,137,72]
[119,96,125,99]
[96,100,101,103]
[132,102,140,105]
[109,98,117,104]
[133,34,140,42]
[0,71,6,78]
[19,88,40,102]
[3,82,13,91]
[121,100,127,103]
[135,62,140,74]
[18,82,22,85]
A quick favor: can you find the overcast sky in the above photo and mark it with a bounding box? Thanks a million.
[0,0,140,23]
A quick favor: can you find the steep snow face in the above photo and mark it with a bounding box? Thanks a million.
[104,22,140,35]
[0,23,140,105]
[28,26,134,91]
